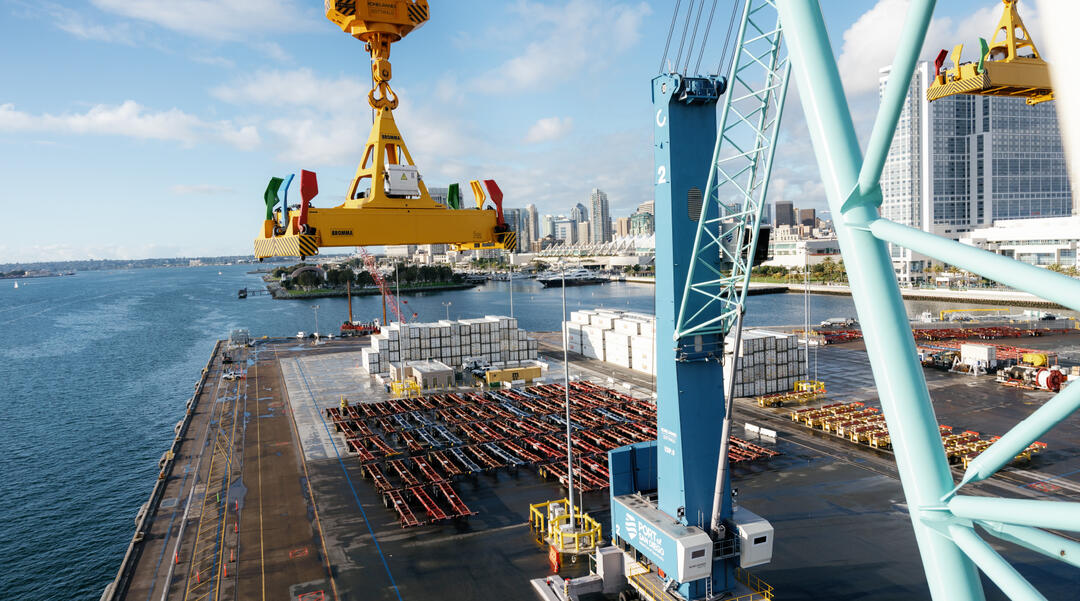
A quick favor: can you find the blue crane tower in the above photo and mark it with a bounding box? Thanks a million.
[607,2,788,599]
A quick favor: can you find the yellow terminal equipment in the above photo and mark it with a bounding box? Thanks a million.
[927,0,1052,105]
[254,0,515,260]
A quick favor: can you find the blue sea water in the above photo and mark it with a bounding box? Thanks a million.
[0,265,868,599]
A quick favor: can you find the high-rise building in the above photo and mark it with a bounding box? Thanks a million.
[637,200,655,215]
[577,221,591,245]
[774,200,795,226]
[570,203,588,224]
[615,216,631,238]
[428,186,449,206]
[554,218,576,243]
[504,208,524,252]
[526,204,539,241]
[629,212,654,235]
[880,61,1072,282]
[798,208,816,227]
[542,214,556,238]
[588,188,612,243]
[385,245,417,257]
[762,203,773,226]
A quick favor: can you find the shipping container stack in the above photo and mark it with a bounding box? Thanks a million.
[562,309,657,375]
[360,315,539,375]
[561,310,806,394]
[725,330,808,398]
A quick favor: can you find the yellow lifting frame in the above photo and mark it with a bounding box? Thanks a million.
[253,0,514,259]
[927,0,1052,105]
[528,498,602,555]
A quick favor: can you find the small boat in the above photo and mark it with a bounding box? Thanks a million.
[13,281,17,289]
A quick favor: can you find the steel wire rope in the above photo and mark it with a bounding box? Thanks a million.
[659,0,684,73]
[672,0,698,75]
[693,0,720,75]
[715,0,742,79]
[682,0,707,74]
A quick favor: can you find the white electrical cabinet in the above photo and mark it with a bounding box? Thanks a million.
[385,164,420,196]
[733,506,774,568]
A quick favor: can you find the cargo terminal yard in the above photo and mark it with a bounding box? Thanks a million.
[103,320,1080,601]
[96,0,1080,599]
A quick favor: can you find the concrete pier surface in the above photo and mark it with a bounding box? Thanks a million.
[110,332,1080,601]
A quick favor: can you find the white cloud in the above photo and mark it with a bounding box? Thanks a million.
[90,0,315,41]
[477,0,651,92]
[212,69,369,113]
[0,101,259,150]
[56,20,136,45]
[524,117,573,143]
[837,0,1041,97]
[171,184,236,195]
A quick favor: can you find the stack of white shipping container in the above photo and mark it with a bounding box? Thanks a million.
[563,322,583,354]
[358,315,539,375]
[604,330,633,369]
[562,309,657,375]
[725,330,807,398]
[630,335,656,375]
[562,310,803,390]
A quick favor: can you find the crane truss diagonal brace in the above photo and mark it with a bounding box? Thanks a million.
[674,0,791,343]
[776,0,1080,599]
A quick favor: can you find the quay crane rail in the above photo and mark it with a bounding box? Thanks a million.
[253,0,515,260]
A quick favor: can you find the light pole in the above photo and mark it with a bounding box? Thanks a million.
[442,301,452,320]
[311,304,320,341]
[560,261,576,529]
[508,262,514,318]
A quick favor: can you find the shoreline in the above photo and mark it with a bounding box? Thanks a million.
[621,277,1070,309]
[267,281,478,300]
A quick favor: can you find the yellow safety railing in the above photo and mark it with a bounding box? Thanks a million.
[625,561,773,601]
[734,567,774,600]
[794,380,826,395]
[528,498,602,554]
[627,562,669,601]
[390,379,421,398]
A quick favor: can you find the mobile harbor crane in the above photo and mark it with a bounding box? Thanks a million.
[540,1,1077,601]
[253,0,515,260]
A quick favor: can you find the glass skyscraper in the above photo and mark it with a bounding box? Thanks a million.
[879,61,1072,283]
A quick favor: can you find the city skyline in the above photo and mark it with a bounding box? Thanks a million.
[0,1,1048,261]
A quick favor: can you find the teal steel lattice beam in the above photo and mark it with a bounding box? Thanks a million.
[776,0,1080,599]
[673,0,790,343]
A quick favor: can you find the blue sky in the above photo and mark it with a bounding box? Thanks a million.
[0,0,1035,262]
